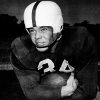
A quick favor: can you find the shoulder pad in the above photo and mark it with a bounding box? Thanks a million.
[11,35,30,59]
[11,35,38,70]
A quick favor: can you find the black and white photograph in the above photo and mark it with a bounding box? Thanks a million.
[0,0,100,100]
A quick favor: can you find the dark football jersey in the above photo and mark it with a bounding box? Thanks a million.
[10,26,98,100]
[11,34,74,76]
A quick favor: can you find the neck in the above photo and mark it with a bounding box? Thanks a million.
[50,41,58,53]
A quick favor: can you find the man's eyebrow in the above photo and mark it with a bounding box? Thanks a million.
[39,26,52,29]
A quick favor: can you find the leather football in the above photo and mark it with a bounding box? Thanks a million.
[41,72,71,88]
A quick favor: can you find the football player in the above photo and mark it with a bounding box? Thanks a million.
[10,1,98,100]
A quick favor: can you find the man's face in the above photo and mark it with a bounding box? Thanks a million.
[27,26,54,51]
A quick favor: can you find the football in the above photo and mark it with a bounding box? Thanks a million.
[41,72,71,88]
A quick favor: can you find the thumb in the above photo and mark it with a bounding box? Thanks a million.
[67,73,74,85]
[69,73,74,80]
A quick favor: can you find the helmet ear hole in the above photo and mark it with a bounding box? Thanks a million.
[60,25,63,31]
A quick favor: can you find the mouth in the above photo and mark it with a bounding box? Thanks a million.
[37,42,45,44]
[35,42,46,47]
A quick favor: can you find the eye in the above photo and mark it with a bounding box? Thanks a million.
[29,29,36,34]
[40,28,47,32]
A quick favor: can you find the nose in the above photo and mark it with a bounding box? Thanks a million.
[35,31,42,39]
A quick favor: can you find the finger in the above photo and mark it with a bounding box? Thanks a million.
[74,79,78,86]
[67,73,74,84]
[68,73,74,81]
[70,73,74,78]
[72,79,78,89]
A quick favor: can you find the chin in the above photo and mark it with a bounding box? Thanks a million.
[36,47,49,52]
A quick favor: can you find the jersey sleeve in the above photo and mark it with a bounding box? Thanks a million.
[64,26,98,100]
[10,36,61,100]
[11,64,61,100]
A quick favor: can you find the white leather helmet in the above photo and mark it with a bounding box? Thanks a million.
[24,1,63,34]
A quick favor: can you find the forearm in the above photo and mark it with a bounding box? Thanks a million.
[69,66,97,100]
[24,84,61,100]
[66,86,90,100]
[12,67,61,100]
[61,86,94,100]
[61,59,97,100]
[10,53,61,100]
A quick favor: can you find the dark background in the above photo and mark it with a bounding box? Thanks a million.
[0,0,100,100]
[1,0,100,24]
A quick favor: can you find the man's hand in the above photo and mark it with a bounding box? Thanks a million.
[61,73,78,97]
